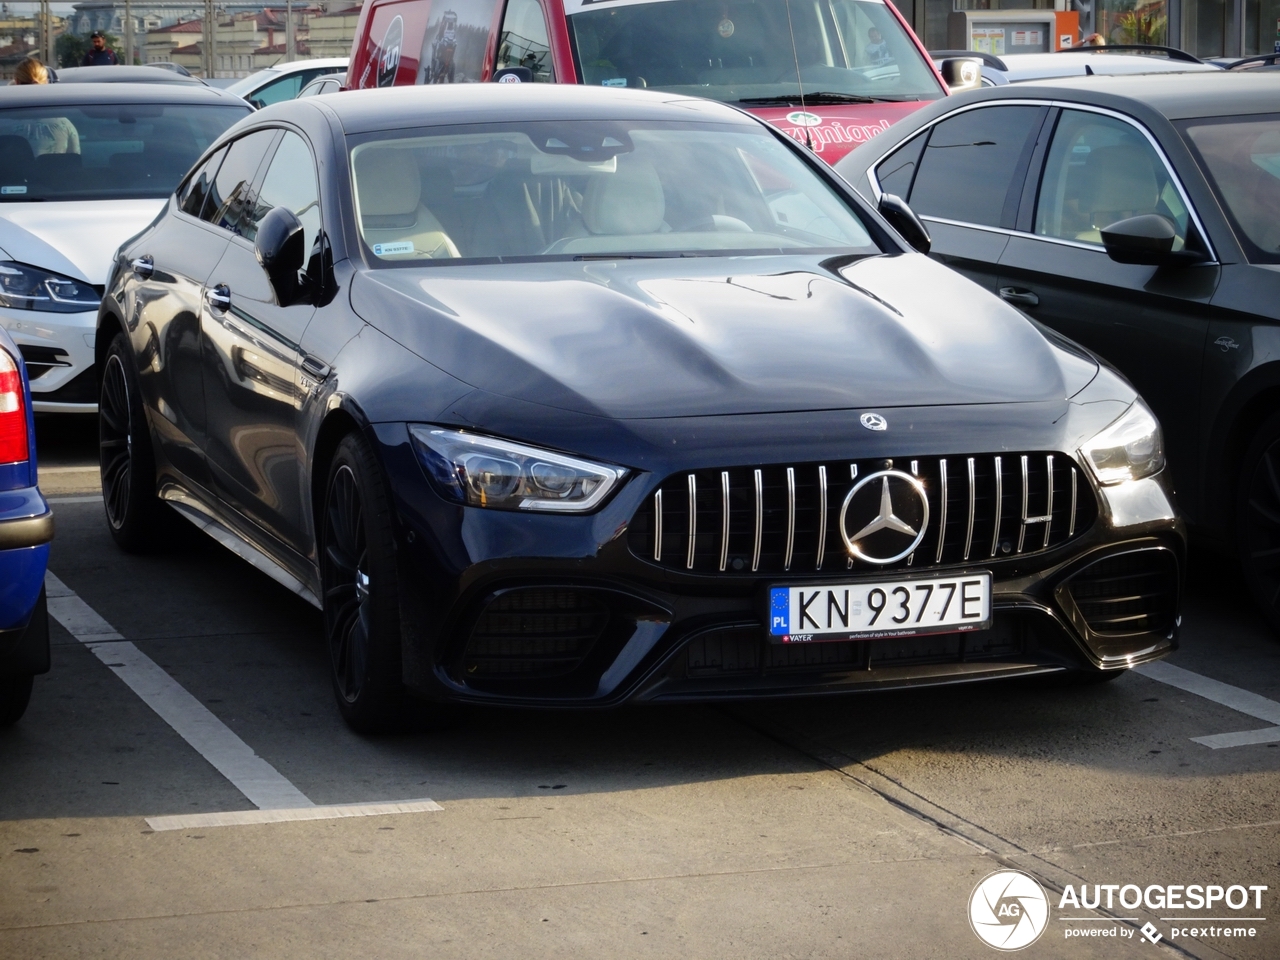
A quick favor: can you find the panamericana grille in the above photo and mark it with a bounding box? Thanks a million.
[628,453,1095,575]
[1065,551,1178,636]
[463,588,611,678]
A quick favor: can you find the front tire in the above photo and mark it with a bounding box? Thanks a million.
[1238,411,1280,635]
[99,333,167,552]
[0,675,33,727]
[321,433,404,733]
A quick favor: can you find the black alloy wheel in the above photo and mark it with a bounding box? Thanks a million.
[1238,411,1280,635]
[99,333,166,552]
[321,433,404,732]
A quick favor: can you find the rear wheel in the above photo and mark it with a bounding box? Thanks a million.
[0,675,33,727]
[1238,412,1280,635]
[321,433,404,733]
[99,333,167,552]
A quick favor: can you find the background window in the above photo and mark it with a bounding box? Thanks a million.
[1035,110,1188,249]
[907,105,1045,229]
[497,0,555,81]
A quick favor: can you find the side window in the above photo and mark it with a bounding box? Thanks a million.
[874,131,926,199]
[246,131,321,256]
[496,0,554,82]
[1035,109,1189,249]
[908,106,1047,229]
[177,146,226,219]
[204,129,278,236]
[250,75,303,108]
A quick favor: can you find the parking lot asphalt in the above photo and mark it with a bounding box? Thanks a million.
[2,417,1278,959]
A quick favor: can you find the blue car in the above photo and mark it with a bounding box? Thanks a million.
[0,324,52,726]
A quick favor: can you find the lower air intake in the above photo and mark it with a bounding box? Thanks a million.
[463,588,610,679]
[1065,550,1179,637]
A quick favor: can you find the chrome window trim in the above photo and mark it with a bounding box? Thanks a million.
[867,98,1218,265]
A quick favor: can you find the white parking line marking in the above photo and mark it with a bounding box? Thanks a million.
[38,465,102,474]
[146,799,445,832]
[1191,727,1280,749]
[45,571,312,810]
[45,495,103,504]
[44,571,444,826]
[1133,661,1280,749]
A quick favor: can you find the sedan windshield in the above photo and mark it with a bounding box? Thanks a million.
[0,102,248,201]
[349,120,879,262]
[566,0,943,103]
[1182,114,1280,264]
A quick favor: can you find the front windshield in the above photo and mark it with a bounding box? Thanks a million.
[348,120,879,263]
[1182,114,1280,264]
[0,103,248,201]
[567,0,943,103]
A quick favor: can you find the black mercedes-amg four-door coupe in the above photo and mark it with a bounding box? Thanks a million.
[97,84,1183,731]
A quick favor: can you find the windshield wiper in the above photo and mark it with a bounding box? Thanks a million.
[739,92,919,105]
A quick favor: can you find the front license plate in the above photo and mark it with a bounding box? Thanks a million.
[768,573,991,643]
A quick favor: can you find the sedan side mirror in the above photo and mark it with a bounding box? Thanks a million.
[938,57,983,92]
[255,206,307,306]
[878,193,931,255]
[1100,214,1208,267]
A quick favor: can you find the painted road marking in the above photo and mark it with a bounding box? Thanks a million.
[44,570,441,823]
[45,495,103,504]
[1134,661,1280,749]
[146,799,445,832]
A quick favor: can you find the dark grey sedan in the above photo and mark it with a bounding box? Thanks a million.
[833,73,1280,633]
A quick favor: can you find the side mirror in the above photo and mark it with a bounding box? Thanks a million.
[1100,214,1207,266]
[938,57,983,92]
[255,206,306,305]
[492,66,533,83]
[878,193,931,255]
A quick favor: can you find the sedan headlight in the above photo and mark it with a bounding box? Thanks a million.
[0,261,100,314]
[1079,399,1165,485]
[409,425,627,512]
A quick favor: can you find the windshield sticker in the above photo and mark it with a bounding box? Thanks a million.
[601,77,627,86]
[717,17,734,37]
[372,241,415,256]
[0,186,26,195]
[564,0,882,14]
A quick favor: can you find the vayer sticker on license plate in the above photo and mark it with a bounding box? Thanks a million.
[769,573,991,643]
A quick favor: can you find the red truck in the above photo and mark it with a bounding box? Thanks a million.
[345,0,965,165]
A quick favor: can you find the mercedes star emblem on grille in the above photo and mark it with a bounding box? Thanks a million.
[860,412,887,431]
[839,469,930,564]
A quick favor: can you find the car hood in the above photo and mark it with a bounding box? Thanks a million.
[351,253,1095,421]
[0,199,165,284]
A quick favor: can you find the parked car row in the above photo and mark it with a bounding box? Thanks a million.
[0,17,1274,729]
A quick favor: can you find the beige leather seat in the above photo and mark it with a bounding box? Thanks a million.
[354,148,459,260]
[1074,144,1162,244]
[582,157,666,236]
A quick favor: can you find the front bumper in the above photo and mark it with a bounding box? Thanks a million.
[373,424,1184,708]
[0,306,99,413]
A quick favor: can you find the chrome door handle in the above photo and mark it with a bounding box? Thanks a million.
[300,354,330,381]
[130,256,154,279]
[205,284,231,312]
[999,287,1039,307]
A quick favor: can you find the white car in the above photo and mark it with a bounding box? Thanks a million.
[225,58,349,109]
[0,82,250,411]
[931,46,1222,87]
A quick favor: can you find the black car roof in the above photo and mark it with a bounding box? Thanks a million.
[951,71,1280,120]
[0,81,247,107]
[280,84,759,134]
[52,65,205,84]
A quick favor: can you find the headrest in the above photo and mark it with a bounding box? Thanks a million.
[1083,144,1160,219]
[583,157,664,235]
[355,148,421,218]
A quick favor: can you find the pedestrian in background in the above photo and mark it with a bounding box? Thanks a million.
[81,31,119,66]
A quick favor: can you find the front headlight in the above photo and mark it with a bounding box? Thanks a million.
[1079,399,1165,485]
[409,425,627,512]
[0,261,100,314]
